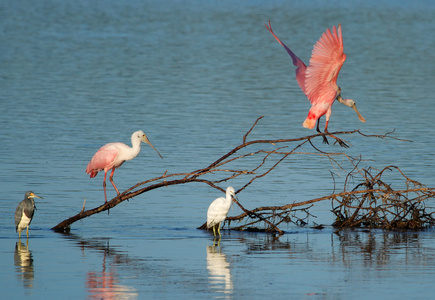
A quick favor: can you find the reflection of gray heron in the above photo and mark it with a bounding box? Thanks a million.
[206,245,233,295]
[15,191,41,238]
[14,241,34,288]
[207,187,237,237]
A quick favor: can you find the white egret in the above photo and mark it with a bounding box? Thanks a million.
[207,187,237,237]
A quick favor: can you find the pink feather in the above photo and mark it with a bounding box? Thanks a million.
[265,22,346,130]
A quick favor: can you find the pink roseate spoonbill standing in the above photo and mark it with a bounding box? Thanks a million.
[86,130,163,203]
[265,21,365,147]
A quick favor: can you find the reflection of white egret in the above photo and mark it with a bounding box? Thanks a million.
[207,187,237,237]
[14,241,34,288]
[206,246,233,295]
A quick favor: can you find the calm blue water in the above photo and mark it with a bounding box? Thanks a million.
[1,0,434,299]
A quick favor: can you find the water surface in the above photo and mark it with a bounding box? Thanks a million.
[1,0,434,299]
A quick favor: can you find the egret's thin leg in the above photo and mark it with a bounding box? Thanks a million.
[212,226,216,237]
[217,224,221,237]
[26,226,29,237]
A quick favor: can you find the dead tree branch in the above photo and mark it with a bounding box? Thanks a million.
[222,165,435,233]
[52,116,411,233]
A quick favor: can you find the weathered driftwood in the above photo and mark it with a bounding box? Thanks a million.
[52,116,414,233]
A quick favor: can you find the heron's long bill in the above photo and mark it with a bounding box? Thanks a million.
[147,140,163,159]
[30,192,43,199]
[352,104,366,123]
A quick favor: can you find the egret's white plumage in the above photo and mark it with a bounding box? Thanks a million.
[207,187,237,237]
[15,191,41,238]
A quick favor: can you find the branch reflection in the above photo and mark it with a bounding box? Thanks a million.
[335,230,428,267]
[236,229,434,268]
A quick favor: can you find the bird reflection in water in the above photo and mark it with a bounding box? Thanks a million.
[206,245,233,297]
[14,240,34,289]
[86,250,138,300]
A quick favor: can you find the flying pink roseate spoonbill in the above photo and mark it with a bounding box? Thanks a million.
[86,130,163,203]
[265,21,365,147]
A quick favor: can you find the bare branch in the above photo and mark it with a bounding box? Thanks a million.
[51,117,419,233]
[243,115,264,143]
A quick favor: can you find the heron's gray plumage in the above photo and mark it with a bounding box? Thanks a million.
[15,191,40,237]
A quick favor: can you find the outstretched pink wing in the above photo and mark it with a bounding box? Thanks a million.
[265,21,307,94]
[305,25,346,105]
[85,145,118,177]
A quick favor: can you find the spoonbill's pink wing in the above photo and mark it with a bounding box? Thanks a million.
[86,145,119,177]
[265,21,307,94]
[305,25,346,106]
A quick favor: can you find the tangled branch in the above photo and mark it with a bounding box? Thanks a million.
[222,165,435,234]
[52,116,412,233]
[332,166,435,230]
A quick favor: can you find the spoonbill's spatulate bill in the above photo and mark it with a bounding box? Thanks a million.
[86,130,163,203]
[265,21,365,146]
[207,187,237,237]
